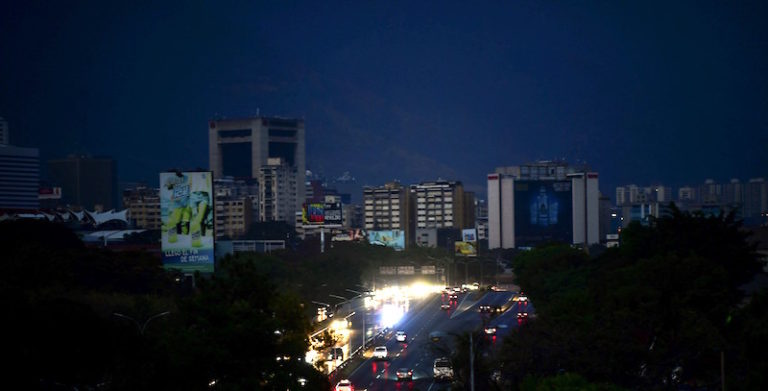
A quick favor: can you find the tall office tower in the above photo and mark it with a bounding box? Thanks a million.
[363,182,410,243]
[650,185,672,203]
[122,186,161,229]
[699,179,722,204]
[48,155,118,210]
[722,179,744,206]
[744,178,767,219]
[678,186,697,203]
[616,186,627,206]
[487,161,599,249]
[0,117,9,145]
[410,180,473,230]
[208,116,305,223]
[259,158,298,224]
[0,144,40,210]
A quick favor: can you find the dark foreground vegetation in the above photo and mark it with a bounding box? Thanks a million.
[500,207,767,390]
[3,206,766,390]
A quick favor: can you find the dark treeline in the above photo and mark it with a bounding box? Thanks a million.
[499,206,767,390]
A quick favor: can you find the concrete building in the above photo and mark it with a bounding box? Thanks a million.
[699,179,722,204]
[214,196,253,239]
[487,161,599,249]
[0,117,8,145]
[208,116,305,223]
[122,186,161,229]
[259,158,298,224]
[0,144,40,210]
[745,178,767,221]
[48,155,118,210]
[678,186,697,203]
[363,181,411,245]
[616,184,670,206]
[215,177,259,223]
[410,180,473,231]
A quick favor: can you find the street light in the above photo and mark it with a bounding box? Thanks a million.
[344,289,367,351]
[113,311,170,335]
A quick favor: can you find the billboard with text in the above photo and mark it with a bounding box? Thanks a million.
[160,171,214,273]
[302,202,343,225]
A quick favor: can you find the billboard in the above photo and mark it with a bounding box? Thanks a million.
[160,172,214,273]
[455,228,478,257]
[302,202,342,225]
[368,230,405,251]
[514,180,573,247]
[302,202,324,224]
[455,241,477,257]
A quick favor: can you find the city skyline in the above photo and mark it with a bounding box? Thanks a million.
[2,2,767,198]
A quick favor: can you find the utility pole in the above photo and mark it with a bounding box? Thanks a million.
[469,332,475,391]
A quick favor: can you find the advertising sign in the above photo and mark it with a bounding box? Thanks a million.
[455,228,478,257]
[368,230,405,251]
[324,202,342,225]
[302,202,343,225]
[302,202,324,224]
[421,265,436,275]
[160,171,214,273]
[455,241,478,257]
[462,228,477,242]
[514,180,573,247]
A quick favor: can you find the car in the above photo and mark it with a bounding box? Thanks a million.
[517,312,529,323]
[373,346,387,359]
[479,304,491,312]
[396,330,407,342]
[440,303,451,310]
[433,357,454,381]
[396,368,414,381]
[514,292,529,302]
[484,326,497,335]
[335,379,353,391]
[449,294,459,302]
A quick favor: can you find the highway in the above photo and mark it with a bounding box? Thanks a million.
[339,290,534,390]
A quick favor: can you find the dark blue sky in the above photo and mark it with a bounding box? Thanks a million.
[2,1,767,198]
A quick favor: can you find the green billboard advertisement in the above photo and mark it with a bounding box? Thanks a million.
[160,171,214,273]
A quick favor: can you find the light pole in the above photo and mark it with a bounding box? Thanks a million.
[345,289,366,351]
[113,311,170,335]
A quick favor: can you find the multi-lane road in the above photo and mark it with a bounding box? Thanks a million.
[339,290,534,390]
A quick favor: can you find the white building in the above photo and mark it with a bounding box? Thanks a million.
[487,162,599,249]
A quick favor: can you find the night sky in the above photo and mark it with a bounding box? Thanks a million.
[2,1,767,198]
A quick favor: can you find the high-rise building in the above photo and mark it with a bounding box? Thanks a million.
[617,184,670,206]
[745,178,767,220]
[410,180,473,230]
[487,161,599,249]
[214,197,253,239]
[48,155,118,210]
[678,186,697,203]
[699,179,722,204]
[123,186,161,229]
[259,158,298,224]
[0,145,40,210]
[0,117,9,145]
[208,116,305,223]
[363,182,410,243]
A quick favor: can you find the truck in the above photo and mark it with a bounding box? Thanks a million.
[433,357,454,381]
